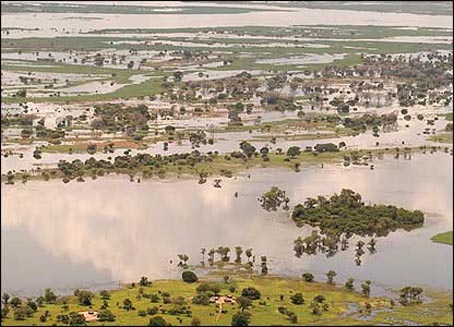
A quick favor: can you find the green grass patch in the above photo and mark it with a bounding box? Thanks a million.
[431,231,453,245]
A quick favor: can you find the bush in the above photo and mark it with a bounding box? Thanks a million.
[192,293,210,305]
[98,310,116,322]
[288,312,298,323]
[147,307,159,316]
[313,295,326,303]
[138,310,147,317]
[196,282,221,295]
[231,311,251,326]
[290,293,305,305]
[13,305,33,320]
[74,290,94,306]
[182,271,198,283]
[302,273,314,282]
[149,316,171,326]
[278,306,288,315]
[191,317,202,326]
[150,293,160,303]
[241,287,261,300]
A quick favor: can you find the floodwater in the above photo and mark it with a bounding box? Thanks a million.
[1,152,452,296]
[1,5,452,40]
[1,103,451,174]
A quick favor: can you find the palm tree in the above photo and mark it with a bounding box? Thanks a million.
[326,270,337,285]
[234,246,243,264]
[200,248,206,266]
[208,249,215,266]
[245,248,253,262]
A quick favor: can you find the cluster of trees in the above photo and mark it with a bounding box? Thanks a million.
[291,189,424,237]
[1,289,58,322]
[91,103,151,140]
[342,113,398,134]
[399,286,423,305]
[258,186,290,211]
[54,150,217,182]
[291,189,423,261]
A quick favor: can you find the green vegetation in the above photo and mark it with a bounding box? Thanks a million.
[428,133,453,144]
[431,231,453,245]
[1,273,451,326]
[292,189,424,237]
[2,145,443,185]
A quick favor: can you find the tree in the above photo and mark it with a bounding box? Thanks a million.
[288,312,298,323]
[200,248,206,264]
[239,141,256,158]
[361,280,371,298]
[399,286,423,305]
[245,249,253,262]
[260,146,269,156]
[302,273,314,282]
[44,288,57,303]
[182,271,198,283]
[16,89,27,97]
[13,305,33,320]
[260,256,268,275]
[345,278,355,291]
[2,293,10,305]
[173,71,183,82]
[234,246,243,264]
[290,293,305,305]
[10,297,22,308]
[123,298,134,311]
[68,312,86,326]
[164,125,176,133]
[192,293,210,305]
[139,276,151,287]
[216,246,231,262]
[286,146,301,158]
[100,290,111,300]
[191,317,202,326]
[1,306,10,319]
[326,270,337,285]
[314,143,338,152]
[241,287,261,300]
[26,299,37,312]
[149,316,171,326]
[258,186,290,211]
[74,290,94,306]
[127,61,134,69]
[98,310,116,322]
[237,296,252,312]
[231,311,251,326]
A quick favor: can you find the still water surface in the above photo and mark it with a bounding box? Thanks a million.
[1,152,452,296]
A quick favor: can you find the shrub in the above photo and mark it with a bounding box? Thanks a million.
[192,293,210,305]
[241,287,261,300]
[191,317,202,326]
[182,271,198,283]
[302,273,314,282]
[231,311,251,326]
[147,307,159,316]
[150,293,160,303]
[290,293,305,305]
[149,316,171,326]
[98,310,116,322]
